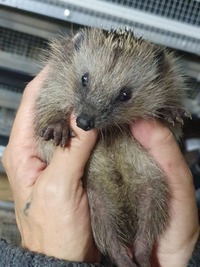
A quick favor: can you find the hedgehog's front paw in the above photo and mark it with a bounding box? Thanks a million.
[160,108,191,126]
[40,121,69,147]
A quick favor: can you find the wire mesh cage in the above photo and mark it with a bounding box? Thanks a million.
[102,0,200,26]
[0,26,48,60]
[19,0,200,28]
[0,81,23,137]
[1,0,199,55]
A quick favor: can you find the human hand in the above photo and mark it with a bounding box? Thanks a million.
[131,119,199,267]
[2,68,100,263]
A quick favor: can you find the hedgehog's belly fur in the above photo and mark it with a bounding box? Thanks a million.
[84,133,169,267]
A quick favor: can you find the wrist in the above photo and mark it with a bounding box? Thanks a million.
[18,203,100,263]
[22,237,100,263]
[153,229,199,267]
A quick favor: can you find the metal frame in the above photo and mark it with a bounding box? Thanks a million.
[0,7,75,74]
[0,51,41,75]
[0,7,73,38]
[1,0,200,55]
[60,0,200,39]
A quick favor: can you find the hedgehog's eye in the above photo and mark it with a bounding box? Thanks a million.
[116,88,132,102]
[81,73,89,87]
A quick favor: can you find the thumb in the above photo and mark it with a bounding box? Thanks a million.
[43,116,98,190]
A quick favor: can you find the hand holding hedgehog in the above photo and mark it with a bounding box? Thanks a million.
[35,28,193,266]
[2,67,100,263]
[1,28,199,267]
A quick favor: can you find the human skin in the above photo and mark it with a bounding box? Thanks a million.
[2,67,100,263]
[130,120,199,267]
[2,67,199,266]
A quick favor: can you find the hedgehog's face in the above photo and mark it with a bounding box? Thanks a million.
[69,29,170,131]
[73,60,156,131]
[75,71,134,131]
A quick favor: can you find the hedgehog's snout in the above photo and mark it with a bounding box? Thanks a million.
[76,114,95,131]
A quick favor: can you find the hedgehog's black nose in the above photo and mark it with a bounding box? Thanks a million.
[76,115,95,131]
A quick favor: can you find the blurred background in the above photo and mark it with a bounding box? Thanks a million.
[0,0,200,245]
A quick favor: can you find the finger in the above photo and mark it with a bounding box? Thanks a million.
[42,116,97,192]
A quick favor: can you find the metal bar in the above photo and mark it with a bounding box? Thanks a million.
[17,0,69,22]
[2,0,200,40]
[1,0,200,55]
[0,7,72,38]
[59,0,200,40]
[0,52,41,75]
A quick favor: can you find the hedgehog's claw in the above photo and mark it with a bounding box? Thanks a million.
[159,107,191,126]
[40,121,69,147]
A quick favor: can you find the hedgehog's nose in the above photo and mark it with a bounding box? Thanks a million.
[76,114,95,131]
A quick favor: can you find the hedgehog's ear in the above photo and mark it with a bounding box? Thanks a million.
[72,31,85,50]
[62,31,84,55]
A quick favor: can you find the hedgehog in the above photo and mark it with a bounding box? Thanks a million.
[34,28,189,267]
